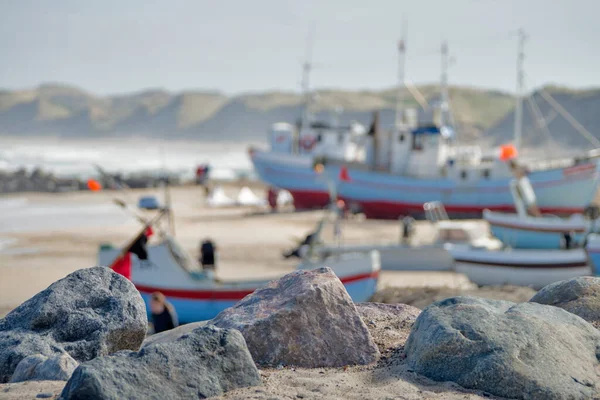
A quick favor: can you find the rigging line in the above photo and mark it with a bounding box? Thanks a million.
[524,72,600,148]
[525,95,559,157]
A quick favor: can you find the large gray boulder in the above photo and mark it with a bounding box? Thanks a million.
[60,325,261,400]
[404,296,600,400]
[10,354,78,383]
[211,267,379,367]
[355,302,420,355]
[531,276,600,328]
[0,266,147,382]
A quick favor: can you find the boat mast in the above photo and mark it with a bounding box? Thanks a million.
[440,41,449,127]
[395,22,407,128]
[300,28,315,134]
[514,28,527,150]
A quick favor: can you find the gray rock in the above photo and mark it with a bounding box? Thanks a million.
[36,393,54,399]
[10,354,78,383]
[0,266,147,382]
[531,276,600,328]
[211,267,379,367]
[143,321,208,347]
[355,302,420,355]
[60,325,261,400]
[404,296,600,400]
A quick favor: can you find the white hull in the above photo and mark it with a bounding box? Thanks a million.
[315,244,454,271]
[447,244,591,289]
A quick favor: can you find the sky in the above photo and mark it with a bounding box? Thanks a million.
[1,0,598,95]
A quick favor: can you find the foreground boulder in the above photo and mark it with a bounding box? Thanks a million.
[531,276,600,328]
[405,296,600,400]
[0,266,147,382]
[60,325,261,400]
[211,267,379,367]
[355,302,420,355]
[10,354,78,383]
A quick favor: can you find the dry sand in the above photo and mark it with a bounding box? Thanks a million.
[0,184,474,318]
[0,184,510,399]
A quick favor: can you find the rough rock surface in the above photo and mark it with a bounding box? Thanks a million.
[211,267,379,367]
[404,296,600,400]
[0,266,147,382]
[530,276,600,328]
[10,354,78,383]
[143,321,208,348]
[60,325,261,400]
[355,302,420,355]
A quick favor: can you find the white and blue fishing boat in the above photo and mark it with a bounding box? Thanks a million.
[98,236,380,324]
[483,167,600,249]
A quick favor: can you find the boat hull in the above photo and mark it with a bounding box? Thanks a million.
[316,244,454,271]
[336,161,600,219]
[249,148,334,209]
[98,241,380,323]
[447,244,591,289]
[484,210,590,249]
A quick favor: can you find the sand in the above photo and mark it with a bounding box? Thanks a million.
[0,184,509,399]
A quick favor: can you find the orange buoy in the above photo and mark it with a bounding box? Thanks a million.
[87,179,102,191]
[499,144,518,161]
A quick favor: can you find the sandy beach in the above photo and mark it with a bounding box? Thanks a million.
[0,183,477,318]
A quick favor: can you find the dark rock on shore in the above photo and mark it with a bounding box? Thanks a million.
[404,296,600,400]
[530,276,600,328]
[211,267,379,367]
[0,267,147,382]
[355,302,420,355]
[9,354,78,383]
[60,325,261,400]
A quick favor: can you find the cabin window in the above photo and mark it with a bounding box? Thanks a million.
[482,169,490,179]
[412,135,424,151]
[316,133,323,142]
[460,170,468,180]
[399,134,405,142]
[338,134,343,144]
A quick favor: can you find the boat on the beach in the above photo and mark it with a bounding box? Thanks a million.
[98,236,380,323]
[252,32,600,219]
[311,202,501,271]
[482,166,600,249]
[446,243,591,289]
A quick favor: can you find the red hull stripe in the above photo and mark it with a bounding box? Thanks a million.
[455,258,588,269]
[487,219,587,233]
[354,199,585,219]
[135,271,379,301]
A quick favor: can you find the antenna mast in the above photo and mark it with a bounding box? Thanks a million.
[300,27,315,132]
[440,41,449,127]
[395,22,407,128]
[514,28,527,150]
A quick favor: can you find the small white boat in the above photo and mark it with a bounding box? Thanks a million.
[98,235,380,324]
[446,243,591,289]
[313,202,501,271]
[483,167,600,249]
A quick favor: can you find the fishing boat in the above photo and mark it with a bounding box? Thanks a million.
[324,32,600,219]
[98,236,379,323]
[310,201,500,271]
[483,163,600,249]
[446,242,591,289]
[97,199,380,323]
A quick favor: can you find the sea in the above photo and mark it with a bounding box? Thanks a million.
[0,136,262,181]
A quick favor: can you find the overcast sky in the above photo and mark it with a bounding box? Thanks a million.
[1,0,598,95]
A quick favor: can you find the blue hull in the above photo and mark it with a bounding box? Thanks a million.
[141,277,378,324]
[490,225,586,250]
